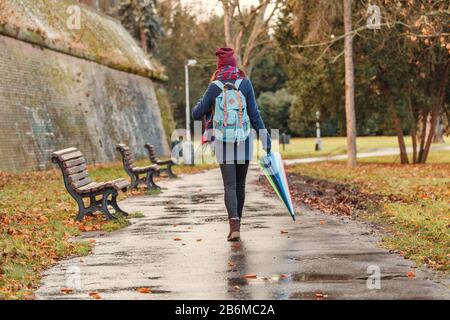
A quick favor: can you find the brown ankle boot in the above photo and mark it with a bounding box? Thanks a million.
[227,219,240,241]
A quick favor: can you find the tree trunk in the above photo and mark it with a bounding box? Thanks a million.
[343,0,357,168]
[411,130,418,164]
[241,2,268,73]
[407,84,418,163]
[420,60,449,163]
[433,114,445,143]
[383,86,409,164]
[222,0,235,48]
[417,109,428,163]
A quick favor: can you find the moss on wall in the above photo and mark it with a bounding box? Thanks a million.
[155,84,176,146]
[0,34,169,173]
[0,0,166,81]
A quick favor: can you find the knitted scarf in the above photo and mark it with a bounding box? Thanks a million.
[211,66,246,82]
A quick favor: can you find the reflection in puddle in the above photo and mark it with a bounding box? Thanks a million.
[292,273,354,282]
[165,206,190,214]
[289,251,386,262]
[227,277,249,286]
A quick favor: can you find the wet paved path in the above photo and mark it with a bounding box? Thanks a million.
[37,167,450,299]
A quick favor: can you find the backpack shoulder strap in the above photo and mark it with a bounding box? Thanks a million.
[212,80,224,91]
[235,79,243,90]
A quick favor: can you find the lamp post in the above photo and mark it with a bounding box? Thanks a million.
[185,59,197,141]
[315,111,322,151]
[184,59,197,164]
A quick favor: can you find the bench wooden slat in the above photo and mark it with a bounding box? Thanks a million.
[133,165,159,174]
[114,180,129,190]
[62,157,86,168]
[125,155,135,163]
[117,144,129,151]
[71,177,92,189]
[156,159,172,165]
[68,170,89,183]
[66,163,87,175]
[52,147,78,157]
[60,151,83,161]
[76,181,98,192]
[79,182,107,193]
[78,182,106,194]
[145,144,159,164]
[108,179,129,190]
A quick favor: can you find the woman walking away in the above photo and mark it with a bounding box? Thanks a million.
[192,47,271,241]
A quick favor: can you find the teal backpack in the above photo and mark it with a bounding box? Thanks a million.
[212,79,250,143]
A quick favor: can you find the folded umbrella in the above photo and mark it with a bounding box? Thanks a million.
[258,151,296,221]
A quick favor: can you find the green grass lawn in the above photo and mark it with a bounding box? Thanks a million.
[0,160,213,299]
[279,136,450,159]
[356,150,450,164]
[287,150,450,272]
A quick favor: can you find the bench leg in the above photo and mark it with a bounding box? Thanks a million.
[76,205,96,222]
[76,207,87,222]
[98,190,117,221]
[74,195,90,222]
[109,191,129,217]
[145,171,161,190]
[84,196,98,217]
[167,163,177,179]
[129,173,139,190]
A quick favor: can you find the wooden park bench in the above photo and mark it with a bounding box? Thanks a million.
[51,147,129,222]
[144,143,177,178]
[116,144,161,190]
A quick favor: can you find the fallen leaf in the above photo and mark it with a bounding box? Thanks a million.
[407,271,415,278]
[89,291,101,299]
[228,261,236,267]
[173,237,182,241]
[137,287,152,294]
[280,230,289,234]
[319,220,327,225]
[60,288,73,294]
[196,238,202,242]
[242,274,257,279]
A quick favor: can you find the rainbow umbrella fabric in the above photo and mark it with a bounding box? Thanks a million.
[258,152,296,221]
